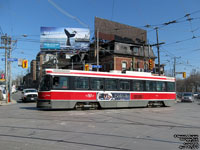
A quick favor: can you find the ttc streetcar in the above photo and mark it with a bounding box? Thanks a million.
[37,69,176,109]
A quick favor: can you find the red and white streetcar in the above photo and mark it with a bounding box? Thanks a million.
[37,69,176,109]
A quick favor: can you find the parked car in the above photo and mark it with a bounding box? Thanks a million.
[22,88,38,102]
[177,92,183,99]
[181,93,194,102]
[193,92,199,98]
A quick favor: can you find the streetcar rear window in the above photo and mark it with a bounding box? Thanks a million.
[167,82,175,92]
[156,82,167,92]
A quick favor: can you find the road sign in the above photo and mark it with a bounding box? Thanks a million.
[1,58,18,61]
[92,65,102,68]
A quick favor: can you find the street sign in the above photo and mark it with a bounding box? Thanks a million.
[92,65,102,68]
[1,58,18,61]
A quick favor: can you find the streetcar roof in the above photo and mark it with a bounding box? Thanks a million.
[44,69,175,82]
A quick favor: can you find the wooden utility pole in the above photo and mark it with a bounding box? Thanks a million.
[97,29,99,72]
[155,28,161,76]
[1,34,11,103]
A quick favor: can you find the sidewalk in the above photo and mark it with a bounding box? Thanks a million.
[0,100,17,106]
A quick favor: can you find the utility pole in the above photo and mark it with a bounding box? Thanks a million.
[8,36,12,102]
[173,56,181,77]
[96,29,99,72]
[55,52,58,69]
[155,27,161,76]
[174,57,176,77]
[1,34,11,103]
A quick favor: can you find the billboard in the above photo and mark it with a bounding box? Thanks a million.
[40,27,90,51]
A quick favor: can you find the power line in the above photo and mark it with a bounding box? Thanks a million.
[144,9,200,29]
[163,35,200,46]
[48,0,89,29]
[111,0,115,21]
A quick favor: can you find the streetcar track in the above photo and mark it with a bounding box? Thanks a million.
[0,134,131,150]
[0,116,200,129]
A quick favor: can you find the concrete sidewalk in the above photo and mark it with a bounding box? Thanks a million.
[0,100,17,106]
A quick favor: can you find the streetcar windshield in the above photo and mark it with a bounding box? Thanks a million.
[39,75,51,91]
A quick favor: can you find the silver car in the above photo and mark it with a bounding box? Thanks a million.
[22,88,38,102]
[181,93,194,102]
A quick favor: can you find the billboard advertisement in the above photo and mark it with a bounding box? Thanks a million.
[97,92,130,101]
[40,27,90,51]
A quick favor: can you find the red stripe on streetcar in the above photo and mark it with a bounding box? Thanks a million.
[39,92,97,100]
[70,72,169,80]
[45,70,175,81]
[131,93,176,100]
[39,92,175,101]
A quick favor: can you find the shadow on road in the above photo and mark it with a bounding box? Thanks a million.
[19,106,39,110]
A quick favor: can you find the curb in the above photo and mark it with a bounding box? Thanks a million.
[0,100,17,106]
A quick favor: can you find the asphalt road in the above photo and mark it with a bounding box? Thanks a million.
[0,92,199,150]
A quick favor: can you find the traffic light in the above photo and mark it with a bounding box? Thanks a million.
[22,60,28,68]
[85,64,89,71]
[183,72,186,78]
[149,59,153,70]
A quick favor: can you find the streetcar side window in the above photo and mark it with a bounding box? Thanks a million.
[74,77,89,90]
[52,76,69,89]
[119,80,130,91]
[105,79,118,91]
[156,82,167,92]
[39,75,51,91]
[167,82,175,92]
[132,80,144,91]
[146,81,156,91]
[90,78,104,90]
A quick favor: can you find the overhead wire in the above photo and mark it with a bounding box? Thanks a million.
[111,0,115,21]
[48,0,90,29]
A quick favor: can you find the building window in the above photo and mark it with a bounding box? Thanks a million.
[133,47,139,55]
[122,62,127,70]
[110,62,113,70]
[137,61,140,69]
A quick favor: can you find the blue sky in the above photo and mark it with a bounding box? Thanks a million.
[0,0,200,79]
